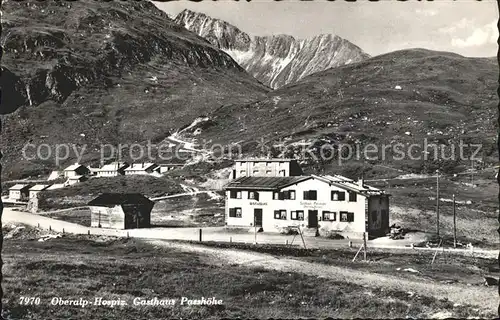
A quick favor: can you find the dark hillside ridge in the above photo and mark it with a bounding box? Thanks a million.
[0,0,269,178]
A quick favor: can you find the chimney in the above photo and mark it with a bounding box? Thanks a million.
[358,177,364,188]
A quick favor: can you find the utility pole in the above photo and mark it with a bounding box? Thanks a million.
[470,160,474,187]
[254,215,257,245]
[453,194,457,248]
[363,232,367,261]
[436,169,440,238]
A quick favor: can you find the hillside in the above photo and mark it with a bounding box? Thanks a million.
[175,9,369,88]
[0,0,269,179]
[178,49,498,175]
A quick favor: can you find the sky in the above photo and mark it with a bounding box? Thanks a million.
[153,0,498,58]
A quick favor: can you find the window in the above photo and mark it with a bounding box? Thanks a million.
[266,162,271,167]
[322,211,336,221]
[331,191,346,201]
[371,211,378,222]
[291,210,304,221]
[274,191,296,200]
[274,210,287,220]
[253,170,259,175]
[303,190,317,200]
[248,191,259,201]
[340,211,354,222]
[348,192,357,202]
[229,208,242,218]
[279,170,286,176]
[240,170,246,176]
[229,190,242,199]
[273,192,285,200]
[266,170,272,174]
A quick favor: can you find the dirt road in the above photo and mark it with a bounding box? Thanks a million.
[151,240,498,313]
[2,208,497,257]
[2,208,498,313]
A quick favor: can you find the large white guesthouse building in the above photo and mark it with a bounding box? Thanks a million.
[224,160,390,239]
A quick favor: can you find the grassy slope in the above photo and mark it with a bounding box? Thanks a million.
[37,175,184,210]
[1,0,269,179]
[191,49,497,173]
[2,227,494,319]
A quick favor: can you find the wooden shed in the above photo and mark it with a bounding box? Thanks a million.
[88,193,154,229]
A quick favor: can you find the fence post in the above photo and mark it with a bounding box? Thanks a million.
[363,232,367,261]
[62,228,65,234]
[349,241,352,248]
[49,225,51,231]
[199,229,202,242]
[88,230,90,235]
[230,236,232,243]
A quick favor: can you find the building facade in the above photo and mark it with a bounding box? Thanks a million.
[224,175,390,239]
[95,162,129,177]
[88,193,153,229]
[232,159,304,179]
[64,175,88,187]
[8,184,31,201]
[124,163,158,175]
[29,185,51,199]
[63,163,90,178]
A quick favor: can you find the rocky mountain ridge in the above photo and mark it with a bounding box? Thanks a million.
[0,0,269,178]
[175,9,370,88]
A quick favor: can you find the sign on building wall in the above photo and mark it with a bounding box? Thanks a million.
[299,201,327,209]
[249,201,268,206]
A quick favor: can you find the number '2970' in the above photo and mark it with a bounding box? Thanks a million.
[19,297,41,305]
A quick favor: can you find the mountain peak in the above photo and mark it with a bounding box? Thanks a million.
[175,9,369,88]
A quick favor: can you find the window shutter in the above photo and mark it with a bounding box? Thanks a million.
[303,191,308,200]
[338,192,345,201]
[274,210,280,219]
[309,190,317,200]
[278,192,285,200]
[255,192,259,201]
[348,212,354,222]
[229,208,235,217]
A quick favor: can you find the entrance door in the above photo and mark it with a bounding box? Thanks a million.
[254,209,263,228]
[308,210,318,228]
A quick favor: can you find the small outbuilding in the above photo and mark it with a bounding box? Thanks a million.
[124,163,158,175]
[95,162,129,177]
[9,184,31,201]
[63,163,90,178]
[88,193,154,229]
[29,185,51,199]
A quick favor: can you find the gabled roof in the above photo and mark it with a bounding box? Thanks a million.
[125,163,157,171]
[47,184,65,190]
[29,185,51,191]
[224,176,311,191]
[235,158,298,163]
[88,193,153,206]
[311,174,386,196]
[98,162,129,171]
[64,163,86,171]
[9,184,30,191]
